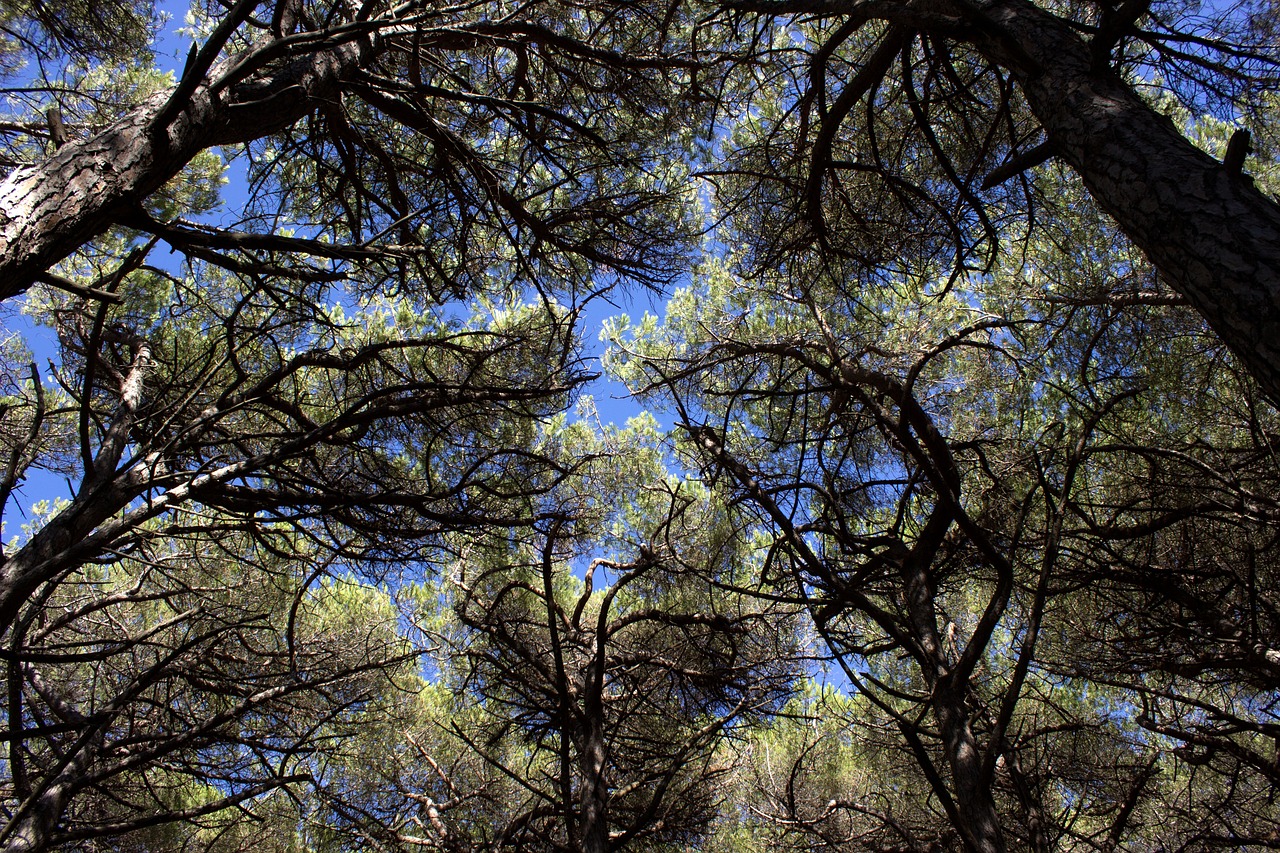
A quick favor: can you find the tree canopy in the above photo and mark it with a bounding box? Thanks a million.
[2,0,1280,850]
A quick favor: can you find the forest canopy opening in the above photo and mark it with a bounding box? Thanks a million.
[1,0,1279,849]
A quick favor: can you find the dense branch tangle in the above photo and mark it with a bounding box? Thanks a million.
[5,0,1280,849]
[449,506,798,853]
[606,236,1280,849]
[0,0,696,302]
[704,0,1280,398]
[0,238,595,850]
[0,1,703,848]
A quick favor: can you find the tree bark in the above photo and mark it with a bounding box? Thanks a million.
[730,0,1280,398]
[579,711,610,853]
[0,37,368,300]
[934,685,1007,853]
[2,746,95,853]
[971,0,1280,401]
[579,640,610,853]
[900,551,1007,853]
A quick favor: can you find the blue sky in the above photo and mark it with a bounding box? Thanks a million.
[2,0,662,528]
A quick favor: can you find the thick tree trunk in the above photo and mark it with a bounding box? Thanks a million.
[0,39,367,300]
[935,687,1007,853]
[975,0,1280,400]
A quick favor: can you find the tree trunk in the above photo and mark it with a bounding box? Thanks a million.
[0,39,367,300]
[579,675,609,853]
[1,729,97,852]
[935,686,1007,853]
[0,475,140,637]
[974,0,1280,400]
[900,550,1007,853]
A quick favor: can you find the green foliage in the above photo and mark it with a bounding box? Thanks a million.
[2,0,1280,850]
[602,105,1280,846]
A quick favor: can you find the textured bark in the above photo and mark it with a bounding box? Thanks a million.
[2,741,96,853]
[0,37,369,300]
[935,688,1006,853]
[900,551,1007,853]
[579,645,610,853]
[971,0,1280,400]
[579,712,609,853]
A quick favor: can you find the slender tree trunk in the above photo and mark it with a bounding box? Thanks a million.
[579,676,609,853]
[974,0,1280,400]
[0,478,135,635]
[900,555,1007,853]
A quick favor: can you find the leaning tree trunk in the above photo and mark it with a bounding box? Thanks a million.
[1,723,99,853]
[974,0,1280,401]
[0,37,368,301]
